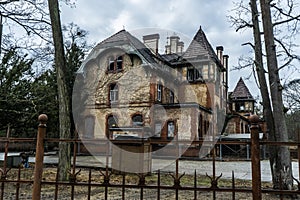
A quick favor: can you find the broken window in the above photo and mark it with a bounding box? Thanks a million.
[235,101,245,112]
[108,56,115,72]
[116,56,123,71]
[107,55,123,72]
[169,90,174,104]
[157,84,162,102]
[167,121,175,138]
[106,115,118,139]
[187,68,194,82]
[132,114,143,126]
[187,67,203,82]
[107,115,118,128]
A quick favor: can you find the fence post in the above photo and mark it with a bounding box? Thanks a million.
[32,114,48,200]
[250,114,262,200]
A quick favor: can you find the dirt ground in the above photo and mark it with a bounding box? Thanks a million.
[1,167,296,200]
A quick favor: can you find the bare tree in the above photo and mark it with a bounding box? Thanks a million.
[284,79,300,111]
[259,0,293,189]
[47,0,71,181]
[229,0,300,189]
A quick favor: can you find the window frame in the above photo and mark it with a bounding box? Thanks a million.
[169,90,174,104]
[157,84,162,102]
[167,121,175,138]
[107,55,123,73]
[106,114,118,139]
[84,115,95,139]
[187,66,203,82]
[109,83,119,103]
[154,122,162,137]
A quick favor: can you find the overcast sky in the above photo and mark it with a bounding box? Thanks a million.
[60,0,299,98]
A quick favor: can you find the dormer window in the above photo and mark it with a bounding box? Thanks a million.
[107,55,123,72]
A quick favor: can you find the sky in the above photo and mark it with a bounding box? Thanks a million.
[60,0,299,99]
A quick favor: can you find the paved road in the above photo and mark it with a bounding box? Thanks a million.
[64,155,299,182]
[1,153,299,182]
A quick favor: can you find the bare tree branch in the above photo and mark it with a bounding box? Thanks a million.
[242,42,255,50]
[274,37,300,71]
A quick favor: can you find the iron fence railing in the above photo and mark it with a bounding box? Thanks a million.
[1,114,300,200]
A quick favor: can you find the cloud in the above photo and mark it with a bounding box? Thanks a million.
[60,0,300,97]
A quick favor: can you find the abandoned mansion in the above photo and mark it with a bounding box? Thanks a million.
[74,26,256,154]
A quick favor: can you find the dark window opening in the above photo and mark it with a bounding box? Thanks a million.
[198,114,203,139]
[132,114,143,126]
[187,68,194,82]
[235,102,245,112]
[107,55,123,72]
[108,56,115,72]
[187,67,203,82]
[169,90,174,104]
[116,56,123,71]
[107,115,118,139]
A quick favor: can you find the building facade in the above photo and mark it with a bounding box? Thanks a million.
[75,27,229,154]
[225,77,256,134]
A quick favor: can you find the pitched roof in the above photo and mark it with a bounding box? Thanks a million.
[230,78,254,100]
[183,27,221,65]
[96,29,159,64]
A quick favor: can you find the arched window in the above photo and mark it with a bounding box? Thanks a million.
[106,115,118,139]
[109,83,119,103]
[132,114,143,126]
[107,115,118,128]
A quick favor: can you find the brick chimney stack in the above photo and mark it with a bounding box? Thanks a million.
[165,35,184,54]
[216,46,224,65]
[143,34,160,54]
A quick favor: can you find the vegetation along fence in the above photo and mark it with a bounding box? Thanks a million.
[1,114,300,200]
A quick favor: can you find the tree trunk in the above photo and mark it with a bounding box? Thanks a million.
[250,0,278,186]
[259,0,292,189]
[48,0,71,181]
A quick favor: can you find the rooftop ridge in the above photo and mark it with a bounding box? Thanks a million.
[231,77,254,100]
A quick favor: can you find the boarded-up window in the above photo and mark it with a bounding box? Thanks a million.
[84,116,95,138]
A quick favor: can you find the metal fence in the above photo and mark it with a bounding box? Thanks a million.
[1,115,300,200]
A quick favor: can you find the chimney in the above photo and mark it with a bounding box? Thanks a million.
[143,34,160,54]
[177,41,184,54]
[223,55,229,70]
[223,55,229,113]
[165,44,171,54]
[170,35,180,54]
[216,46,224,65]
